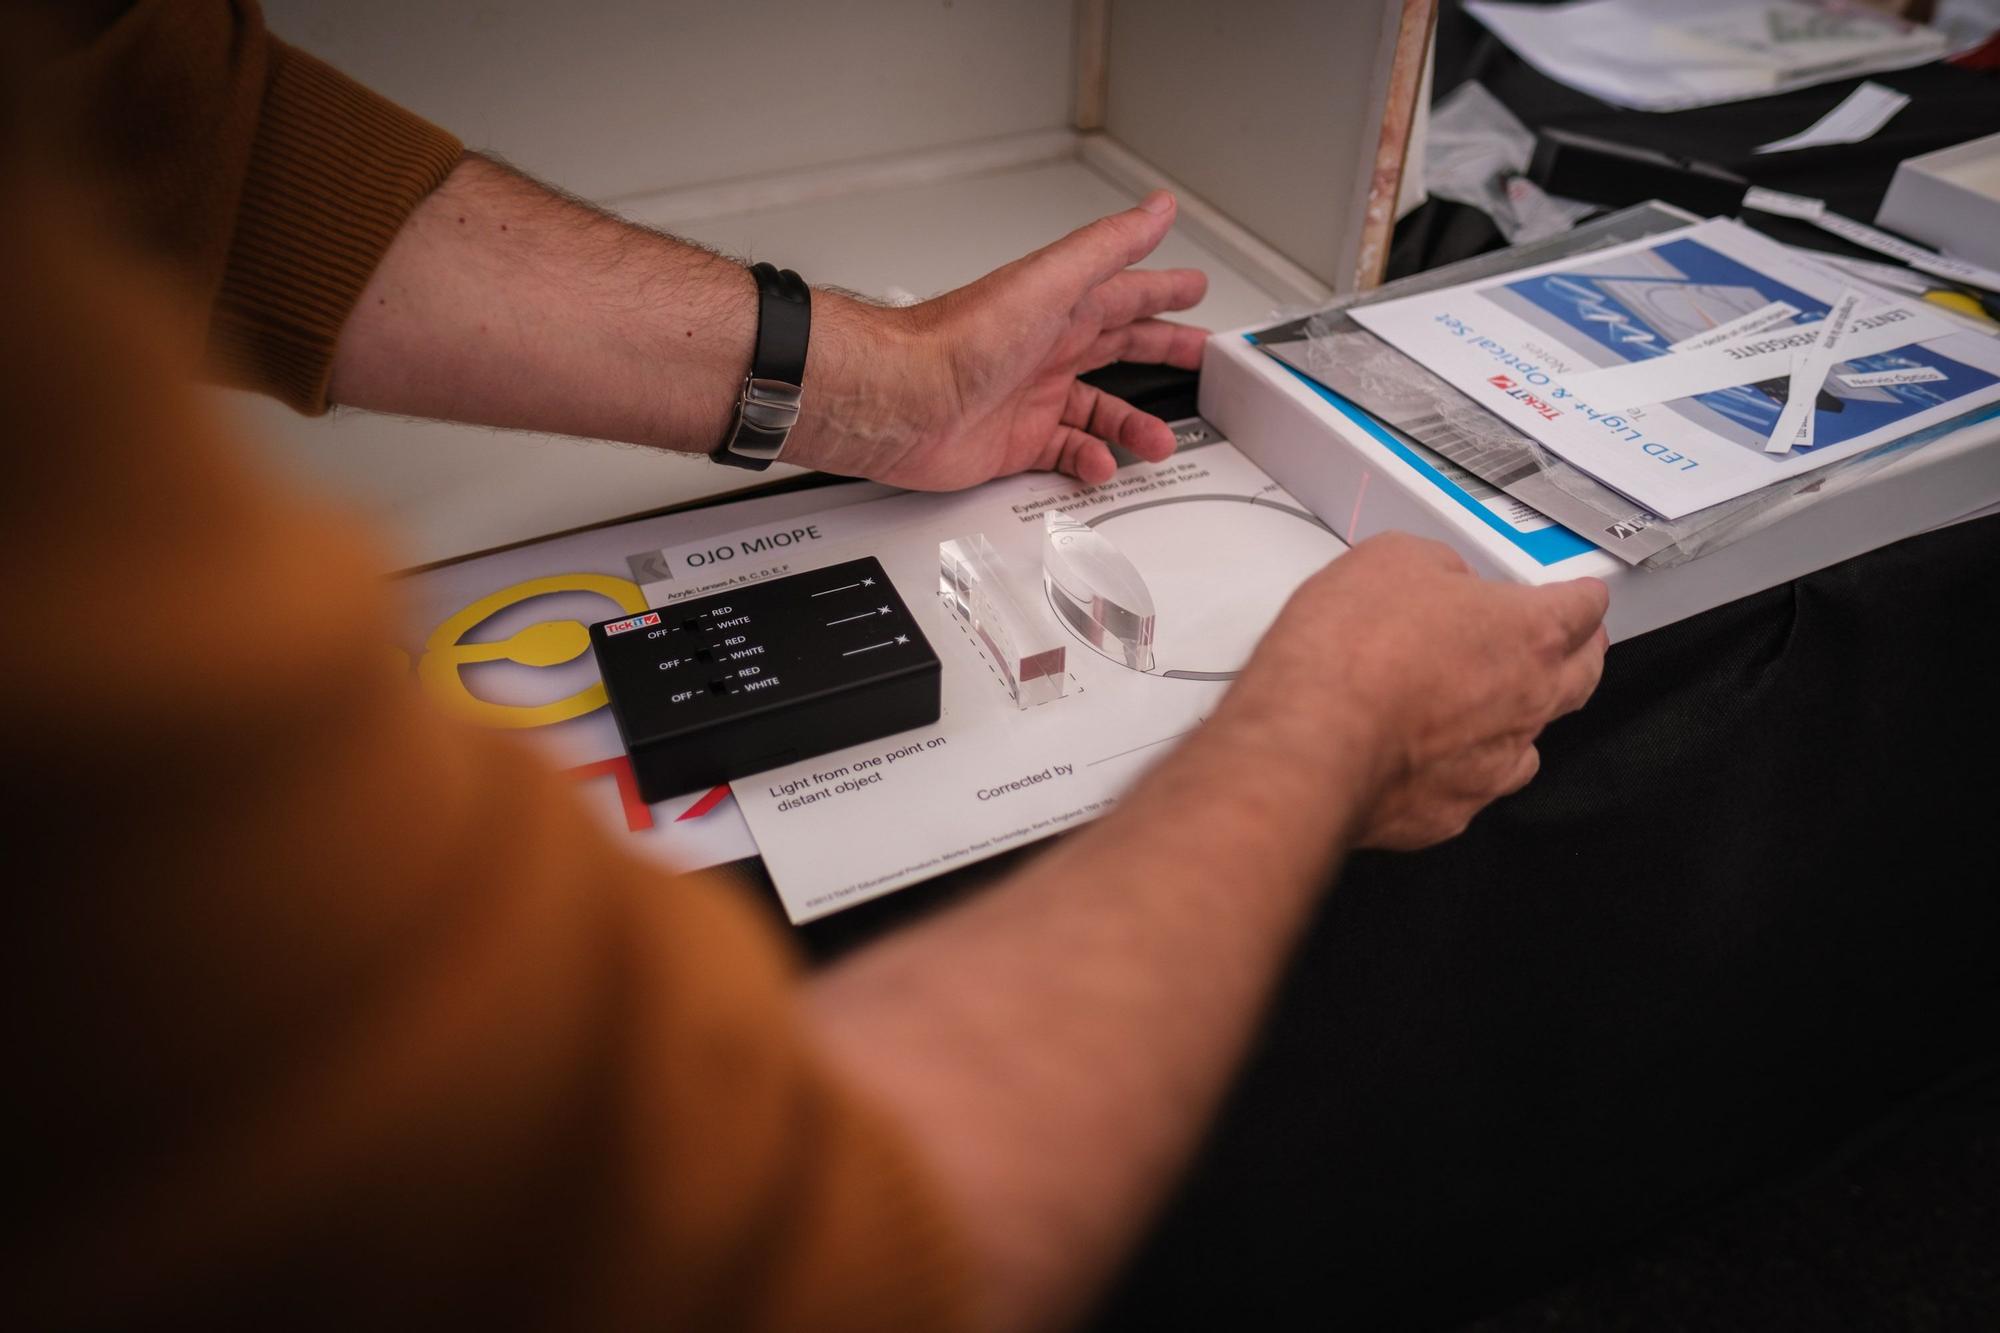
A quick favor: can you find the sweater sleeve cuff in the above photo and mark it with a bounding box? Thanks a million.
[207,38,462,414]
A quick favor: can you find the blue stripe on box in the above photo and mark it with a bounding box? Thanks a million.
[1247,334,1599,567]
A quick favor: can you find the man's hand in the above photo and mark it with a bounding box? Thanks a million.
[788,191,1209,490]
[1225,532,1610,850]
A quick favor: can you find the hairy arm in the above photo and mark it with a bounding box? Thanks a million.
[329,154,855,461]
[807,539,1611,1332]
[330,155,1209,488]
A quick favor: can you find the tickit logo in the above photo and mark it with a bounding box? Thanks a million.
[603,611,662,637]
[1488,373,1562,422]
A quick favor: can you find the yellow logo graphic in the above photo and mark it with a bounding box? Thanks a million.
[418,573,645,729]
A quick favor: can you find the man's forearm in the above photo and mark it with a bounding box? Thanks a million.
[328,154,906,467]
[805,685,1378,1333]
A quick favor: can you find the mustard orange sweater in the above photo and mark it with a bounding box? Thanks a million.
[4,4,967,1328]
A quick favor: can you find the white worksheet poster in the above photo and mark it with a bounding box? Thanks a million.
[623,431,1347,922]
[1350,219,2000,518]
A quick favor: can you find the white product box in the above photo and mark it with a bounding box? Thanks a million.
[1199,328,2000,643]
[1877,132,2000,273]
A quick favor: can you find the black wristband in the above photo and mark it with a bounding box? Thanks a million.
[712,262,811,471]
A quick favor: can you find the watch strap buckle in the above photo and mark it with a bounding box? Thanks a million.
[719,376,802,465]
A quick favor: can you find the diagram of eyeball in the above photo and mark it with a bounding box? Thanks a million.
[1040,494,1347,681]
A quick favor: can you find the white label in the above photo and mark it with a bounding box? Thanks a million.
[1837,366,1949,388]
[1562,299,1953,411]
[1742,187,1826,220]
[1743,189,2000,294]
[1667,300,1801,353]
[1767,288,1864,453]
[1753,81,1909,155]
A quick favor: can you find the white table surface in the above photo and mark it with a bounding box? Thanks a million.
[222,158,1291,568]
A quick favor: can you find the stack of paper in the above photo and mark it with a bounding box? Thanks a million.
[1465,0,1947,112]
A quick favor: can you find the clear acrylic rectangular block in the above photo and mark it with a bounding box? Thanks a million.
[938,533,1068,708]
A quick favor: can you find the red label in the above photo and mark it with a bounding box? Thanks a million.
[604,611,661,636]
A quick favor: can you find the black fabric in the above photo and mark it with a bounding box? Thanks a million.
[1470,1055,2000,1331]
[1086,513,2000,1330]
[1474,47,2000,225]
[1388,195,1506,283]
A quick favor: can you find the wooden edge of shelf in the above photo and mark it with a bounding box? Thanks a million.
[1073,0,1110,131]
[1352,0,1439,291]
